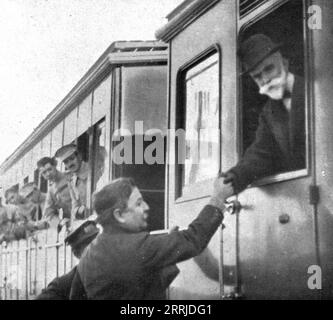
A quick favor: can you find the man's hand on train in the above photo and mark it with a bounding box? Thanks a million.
[209,177,234,210]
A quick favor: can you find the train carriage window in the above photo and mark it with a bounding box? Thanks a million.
[177,50,220,195]
[39,175,48,193]
[76,132,90,163]
[113,65,167,231]
[92,119,108,192]
[239,0,307,184]
[33,169,39,186]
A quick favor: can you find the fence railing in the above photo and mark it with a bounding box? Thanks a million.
[0,226,76,300]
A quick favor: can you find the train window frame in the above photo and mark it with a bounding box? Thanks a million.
[237,0,312,189]
[91,117,108,193]
[175,44,222,203]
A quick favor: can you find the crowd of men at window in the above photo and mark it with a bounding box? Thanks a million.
[0,144,90,244]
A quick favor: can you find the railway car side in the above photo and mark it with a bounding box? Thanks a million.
[157,0,332,299]
[0,41,168,299]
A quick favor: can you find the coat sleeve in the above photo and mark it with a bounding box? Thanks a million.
[227,110,279,193]
[140,205,223,270]
[35,268,76,300]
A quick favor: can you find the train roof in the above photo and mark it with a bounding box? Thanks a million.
[156,0,269,41]
[0,40,168,174]
[156,0,220,42]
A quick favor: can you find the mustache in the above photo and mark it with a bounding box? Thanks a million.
[259,76,284,95]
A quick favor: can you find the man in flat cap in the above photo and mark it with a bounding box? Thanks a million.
[37,157,72,222]
[35,219,99,300]
[54,144,89,223]
[222,33,305,194]
[71,177,232,300]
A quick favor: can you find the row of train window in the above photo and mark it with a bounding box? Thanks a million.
[25,118,108,196]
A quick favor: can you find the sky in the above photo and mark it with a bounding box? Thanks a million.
[0,0,183,165]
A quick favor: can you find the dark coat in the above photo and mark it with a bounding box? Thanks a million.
[73,205,223,300]
[228,75,305,193]
[35,266,87,300]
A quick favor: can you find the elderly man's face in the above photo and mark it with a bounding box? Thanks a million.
[40,163,57,181]
[63,153,82,174]
[120,187,150,232]
[249,52,288,100]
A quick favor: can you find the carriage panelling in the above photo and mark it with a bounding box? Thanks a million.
[63,108,78,145]
[77,94,92,138]
[92,75,112,125]
[312,0,333,298]
[165,0,238,299]
[50,121,64,157]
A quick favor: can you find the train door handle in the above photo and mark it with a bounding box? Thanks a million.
[225,200,242,215]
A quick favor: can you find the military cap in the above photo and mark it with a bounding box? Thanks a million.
[20,182,37,199]
[238,34,282,74]
[65,220,99,250]
[54,144,77,162]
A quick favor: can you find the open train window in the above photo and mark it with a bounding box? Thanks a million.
[33,169,39,186]
[39,175,48,193]
[23,176,29,185]
[177,48,220,198]
[76,131,90,162]
[112,65,167,231]
[239,0,307,186]
[92,119,109,192]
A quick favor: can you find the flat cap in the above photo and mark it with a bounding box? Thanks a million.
[20,182,37,199]
[54,144,77,162]
[65,220,99,250]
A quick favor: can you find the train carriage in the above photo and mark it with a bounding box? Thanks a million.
[1,0,333,301]
[0,41,168,299]
[156,0,333,299]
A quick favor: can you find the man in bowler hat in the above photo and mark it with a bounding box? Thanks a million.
[222,33,305,194]
[35,219,99,300]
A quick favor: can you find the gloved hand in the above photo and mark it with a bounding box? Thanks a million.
[209,177,234,209]
[219,171,237,185]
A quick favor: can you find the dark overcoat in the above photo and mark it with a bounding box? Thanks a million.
[73,205,223,300]
[35,267,77,300]
[228,75,305,193]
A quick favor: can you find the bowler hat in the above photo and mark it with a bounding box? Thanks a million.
[54,144,77,162]
[65,220,99,250]
[238,34,282,74]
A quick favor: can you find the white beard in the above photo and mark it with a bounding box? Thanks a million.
[259,70,287,100]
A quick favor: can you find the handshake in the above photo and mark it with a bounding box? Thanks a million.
[208,171,236,210]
